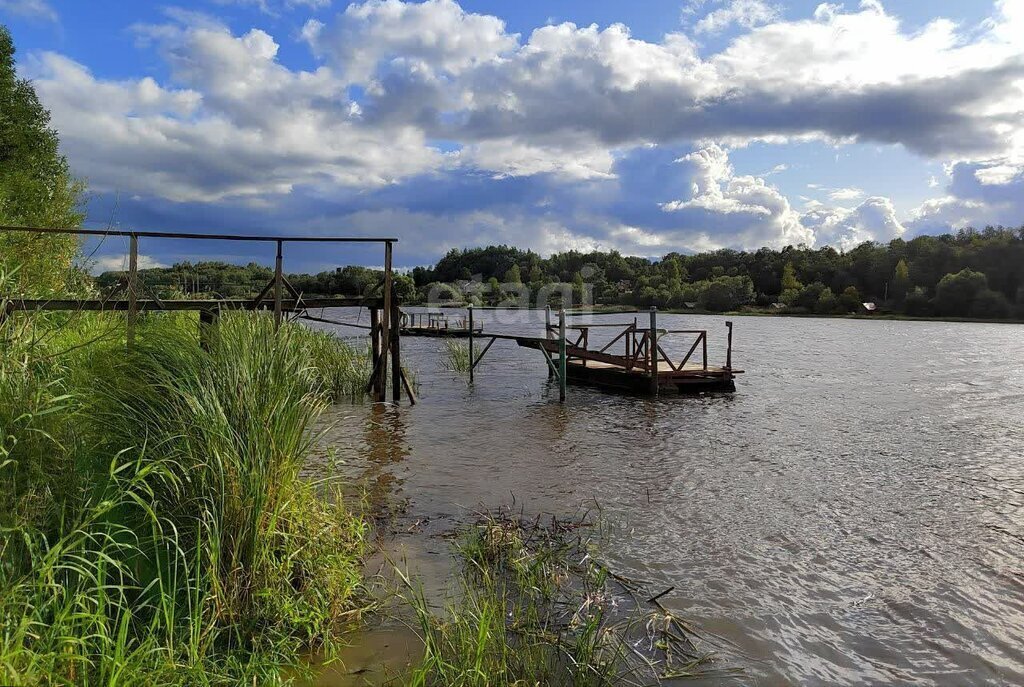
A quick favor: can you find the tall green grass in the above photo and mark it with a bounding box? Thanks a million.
[0,303,371,685]
[301,329,373,401]
[441,339,478,374]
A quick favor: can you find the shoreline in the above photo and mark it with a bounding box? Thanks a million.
[416,302,1024,325]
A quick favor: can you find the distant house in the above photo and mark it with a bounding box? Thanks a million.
[683,302,698,309]
[861,302,877,312]
[770,302,786,310]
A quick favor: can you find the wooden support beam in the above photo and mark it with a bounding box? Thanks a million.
[400,367,417,405]
[390,305,402,403]
[558,308,567,402]
[599,324,633,354]
[726,321,733,369]
[702,331,708,371]
[281,275,303,301]
[468,305,475,383]
[657,344,678,371]
[252,276,275,307]
[378,242,393,402]
[471,336,497,371]
[649,307,659,397]
[545,305,553,377]
[7,297,379,312]
[369,308,382,400]
[679,335,702,369]
[127,234,138,349]
[273,240,283,330]
[535,340,655,371]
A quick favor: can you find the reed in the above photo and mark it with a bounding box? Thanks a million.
[401,508,734,686]
[441,339,478,373]
[0,303,371,685]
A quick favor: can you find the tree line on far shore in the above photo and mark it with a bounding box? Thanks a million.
[100,226,1024,320]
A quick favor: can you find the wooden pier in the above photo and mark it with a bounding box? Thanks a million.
[1,225,412,405]
[468,307,741,399]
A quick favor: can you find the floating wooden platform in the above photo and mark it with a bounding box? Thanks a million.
[564,358,739,393]
[400,325,482,338]
[515,337,741,394]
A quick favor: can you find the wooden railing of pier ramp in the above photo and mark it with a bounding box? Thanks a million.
[0,225,412,404]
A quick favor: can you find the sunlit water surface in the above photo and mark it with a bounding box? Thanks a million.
[310,310,1024,686]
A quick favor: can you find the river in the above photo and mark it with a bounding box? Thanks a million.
[312,309,1024,686]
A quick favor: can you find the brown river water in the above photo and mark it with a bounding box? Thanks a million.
[307,309,1024,686]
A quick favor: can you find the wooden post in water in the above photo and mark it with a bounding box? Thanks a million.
[468,305,475,383]
[390,305,402,403]
[545,305,553,377]
[370,307,383,400]
[702,330,708,371]
[379,241,393,402]
[558,308,567,402]
[726,320,734,370]
[273,239,283,330]
[127,233,138,348]
[649,306,659,397]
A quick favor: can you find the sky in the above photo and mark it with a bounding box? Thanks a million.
[0,0,1022,272]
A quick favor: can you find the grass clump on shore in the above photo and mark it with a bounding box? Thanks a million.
[403,508,736,686]
[0,304,371,685]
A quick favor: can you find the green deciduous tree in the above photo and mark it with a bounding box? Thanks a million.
[503,262,522,284]
[839,285,862,313]
[815,287,839,315]
[0,25,85,294]
[891,258,910,302]
[934,268,988,317]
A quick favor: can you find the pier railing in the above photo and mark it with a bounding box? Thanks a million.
[0,224,411,404]
[544,322,728,374]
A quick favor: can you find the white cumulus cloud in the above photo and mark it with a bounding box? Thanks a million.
[0,0,56,21]
[693,0,781,35]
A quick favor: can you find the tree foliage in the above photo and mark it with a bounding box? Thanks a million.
[0,25,84,294]
[401,228,1024,318]
[104,227,1024,319]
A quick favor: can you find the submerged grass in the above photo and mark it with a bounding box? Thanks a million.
[441,339,478,374]
[0,295,373,685]
[402,508,738,687]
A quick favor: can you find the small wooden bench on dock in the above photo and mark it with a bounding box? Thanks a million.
[400,310,482,338]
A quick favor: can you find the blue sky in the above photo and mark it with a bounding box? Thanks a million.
[1,0,1022,271]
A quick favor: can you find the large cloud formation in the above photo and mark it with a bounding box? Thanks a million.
[23,0,1024,260]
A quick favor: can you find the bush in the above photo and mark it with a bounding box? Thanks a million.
[794,282,827,310]
[814,287,840,315]
[696,275,755,312]
[903,289,933,317]
[970,289,1011,319]
[934,268,988,316]
[839,286,862,313]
